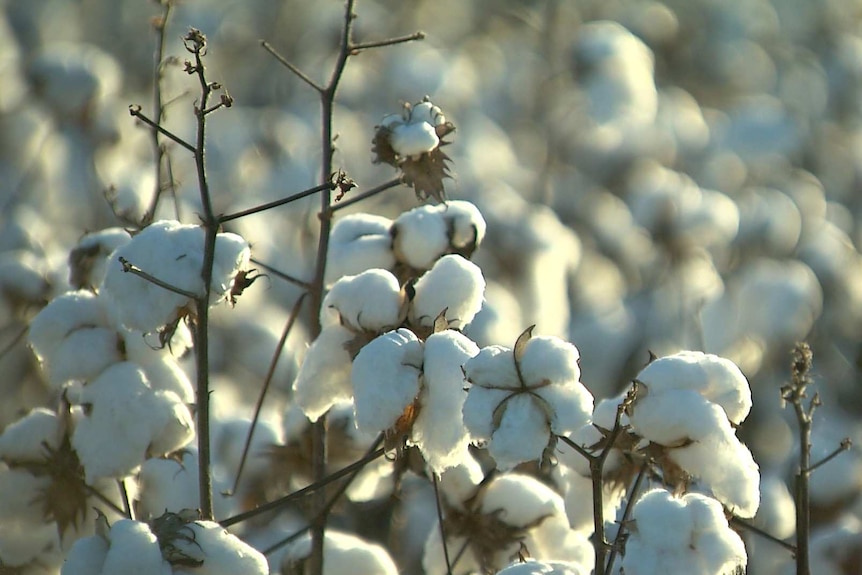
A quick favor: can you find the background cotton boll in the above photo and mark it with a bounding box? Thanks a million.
[137,451,200,519]
[411,330,478,472]
[326,214,396,285]
[464,280,523,347]
[634,351,752,424]
[351,328,423,434]
[68,227,131,290]
[409,254,485,330]
[292,324,355,423]
[392,204,450,270]
[171,521,268,575]
[321,269,404,331]
[734,186,802,257]
[283,530,398,575]
[437,455,484,508]
[0,251,51,313]
[753,475,796,541]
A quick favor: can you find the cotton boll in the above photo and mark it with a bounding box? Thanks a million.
[445,200,487,252]
[753,475,796,541]
[412,330,479,473]
[519,336,581,388]
[465,280,524,347]
[391,121,440,157]
[68,227,132,289]
[392,204,451,270]
[282,530,398,575]
[463,344,520,390]
[0,408,61,462]
[292,324,354,422]
[623,489,747,575]
[437,454,484,508]
[100,519,172,575]
[72,362,194,483]
[101,221,251,333]
[0,250,51,314]
[635,350,752,424]
[352,328,423,434]
[124,334,194,403]
[410,254,485,330]
[629,389,719,445]
[171,521,268,575]
[734,187,802,256]
[326,214,395,285]
[61,532,109,575]
[485,393,551,471]
[497,560,589,575]
[461,384,512,444]
[28,290,121,388]
[321,269,404,331]
[137,451,200,520]
[481,474,567,528]
[802,518,862,575]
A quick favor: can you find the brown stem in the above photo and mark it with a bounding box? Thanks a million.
[328,177,403,213]
[219,182,336,223]
[349,30,425,53]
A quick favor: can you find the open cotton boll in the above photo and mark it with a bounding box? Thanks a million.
[497,560,589,575]
[321,269,404,331]
[445,200,487,252]
[622,489,747,575]
[124,333,194,402]
[411,330,479,473]
[635,351,752,424]
[68,227,132,289]
[410,254,485,330]
[437,454,484,508]
[352,328,423,434]
[391,121,440,157]
[71,362,194,483]
[0,250,50,311]
[171,521,268,575]
[101,220,251,333]
[485,393,552,471]
[293,324,355,423]
[0,408,61,462]
[100,519,173,575]
[463,344,520,389]
[481,473,567,527]
[283,530,398,575]
[61,532,109,575]
[326,214,396,285]
[392,204,451,270]
[28,290,121,388]
[629,389,722,445]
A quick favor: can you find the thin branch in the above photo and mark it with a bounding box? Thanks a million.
[349,31,425,53]
[85,485,128,518]
[329,177,403,213]
[129,105,196,154]
[807,438,852,473]
[260,40,323,93]
[118,479,134,520]
[558,434,595,462]
[431,473,454,575]
[730,516,797,554]
[262,435,386,556]
[219,182,336,224]
[225,293,307,496]
[604,461,648,575]
[219,444,386,528]
[249,257,312,291]
[118,257,199,299]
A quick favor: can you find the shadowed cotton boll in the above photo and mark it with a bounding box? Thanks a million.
[733,187,802,257]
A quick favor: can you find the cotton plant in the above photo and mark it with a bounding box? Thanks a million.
[100,219,251,334]
[61,511,268,575]
[620,488,748,575]
[496,560,590,575]
[372,97,456,202]
[462,327,594,471]
[423,472,594,575]
[626,350,760,518]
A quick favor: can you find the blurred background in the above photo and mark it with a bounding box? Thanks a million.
[2,0,862,571]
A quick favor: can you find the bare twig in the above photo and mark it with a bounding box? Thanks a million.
[129,105,196,154]
[219,442,386,528]
[350,31,425,53]
[604,460,648,575]
[219,182,337,224]
[328,176,403,213]
[84,485,128,518]
[781,342,815,575]
[118,257,199,299]
[249,257,312,291]
[260,40,323,93]
[431,473,454,575]
[225,293,307,496]
[808,438,852,473]
[730,516,797,554]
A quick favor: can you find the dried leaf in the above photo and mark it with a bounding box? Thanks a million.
[513,325,535,364]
